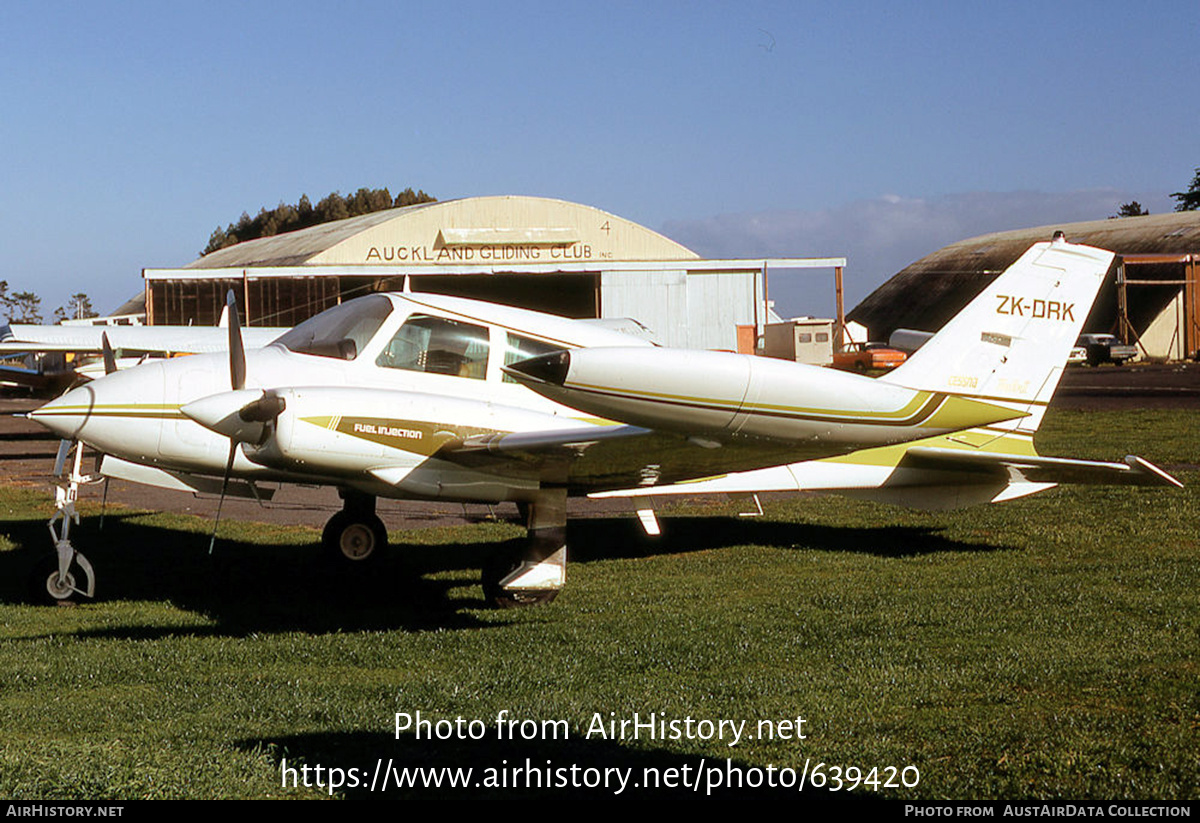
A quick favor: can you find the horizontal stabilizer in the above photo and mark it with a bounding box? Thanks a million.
[590,446,1182,502]
[899,447,1183,487]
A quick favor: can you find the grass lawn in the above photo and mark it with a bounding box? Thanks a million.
[0,409,1196,799]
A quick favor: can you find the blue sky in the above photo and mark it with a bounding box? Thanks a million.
[1,1,1196,320]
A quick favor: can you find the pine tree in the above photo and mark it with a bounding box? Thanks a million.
[200,187,437,255]
[61,293,96,320]
[11,291,42,323]
[0,280,14,322]
[1171,168,1200,212]
[1112,201,1149,218]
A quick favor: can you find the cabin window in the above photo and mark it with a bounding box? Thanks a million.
[376,315,490,379]
[502,333,564,383]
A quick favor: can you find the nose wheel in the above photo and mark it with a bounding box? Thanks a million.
[30,549,95,605]
[31,439,99,604]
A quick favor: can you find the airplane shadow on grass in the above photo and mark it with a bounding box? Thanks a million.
[241,728,890,804]
[563,513,1017,563]
[0,505,1016,638]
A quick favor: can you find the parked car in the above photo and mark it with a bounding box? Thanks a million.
[831,342,907,372]
[1075,333,1138,366]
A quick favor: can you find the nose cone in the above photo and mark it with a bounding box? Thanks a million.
[28,383,98,440]
[27,361,167,453]
[502,350,571,386]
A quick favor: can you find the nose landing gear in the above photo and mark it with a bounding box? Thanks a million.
[30,440,98,604]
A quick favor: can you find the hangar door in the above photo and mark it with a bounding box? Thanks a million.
[600,270,688,347]
[601,270,756,350]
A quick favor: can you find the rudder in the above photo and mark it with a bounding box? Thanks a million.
[879,235,1114,435]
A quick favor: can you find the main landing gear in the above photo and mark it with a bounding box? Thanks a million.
[481,489,567,609]
[322,490,387,565]
[320,489,566,608]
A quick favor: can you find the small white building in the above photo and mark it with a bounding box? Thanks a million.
[762,318,835,365]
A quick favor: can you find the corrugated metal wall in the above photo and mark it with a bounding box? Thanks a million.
[686,271,757,350]
[600,269,756,349]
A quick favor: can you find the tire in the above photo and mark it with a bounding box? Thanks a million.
[321,510,387,565]
[28,555,83,605]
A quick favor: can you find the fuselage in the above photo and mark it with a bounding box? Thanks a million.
[29,294,650,496]
[30,291,1021,503]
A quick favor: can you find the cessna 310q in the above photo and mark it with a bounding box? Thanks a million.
[28,235,1181,607]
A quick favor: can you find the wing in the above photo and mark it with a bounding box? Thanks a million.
[0,323,285,356]
[435,423,846,492]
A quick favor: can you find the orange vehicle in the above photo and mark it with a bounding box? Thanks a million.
[831,341,907,372]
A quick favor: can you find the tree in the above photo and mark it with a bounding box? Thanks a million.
[1171,168,1200,212]
[54,293,97,322]
[10,291,42,323]
[1112,201,1149,218]
[200,187,436,256]
[0,281,14,322]
[394,187,433,208]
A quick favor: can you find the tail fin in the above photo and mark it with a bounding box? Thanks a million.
[879,235,1114,434]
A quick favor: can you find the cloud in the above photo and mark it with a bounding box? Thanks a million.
[661,189,1173,318]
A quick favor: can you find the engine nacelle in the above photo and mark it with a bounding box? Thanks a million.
[243,387,576,501]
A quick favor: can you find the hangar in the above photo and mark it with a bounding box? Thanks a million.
[143,196,844,352]
[849,212,1200,361]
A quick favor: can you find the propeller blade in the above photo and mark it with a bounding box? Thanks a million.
[227,290,246,391]
[101,332,117,375]
[209,440,238,554]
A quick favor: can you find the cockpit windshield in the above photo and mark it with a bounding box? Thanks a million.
[273,295,393,360]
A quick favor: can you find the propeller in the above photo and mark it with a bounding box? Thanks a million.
[100,332,117,375]
[204,290,285,552]
[228,290,246,391]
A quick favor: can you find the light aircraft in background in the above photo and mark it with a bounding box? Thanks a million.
[27,236,1181,607]
[0,313,287,389]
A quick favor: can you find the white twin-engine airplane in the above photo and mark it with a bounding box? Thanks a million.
[28,236,1181,607]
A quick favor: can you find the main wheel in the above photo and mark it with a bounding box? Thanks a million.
[322,511,387,565]
[481,551,560,609]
